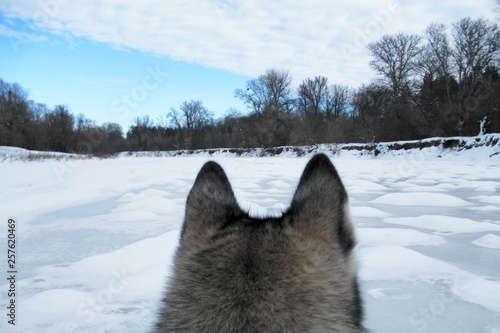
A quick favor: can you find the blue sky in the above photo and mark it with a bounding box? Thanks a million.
[0,0,497,131]
[0,17,250,130]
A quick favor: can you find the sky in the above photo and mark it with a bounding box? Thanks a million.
[0,0,498,131]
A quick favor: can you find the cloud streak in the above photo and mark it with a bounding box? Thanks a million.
[0,0,496,86]
[0,22,46,44]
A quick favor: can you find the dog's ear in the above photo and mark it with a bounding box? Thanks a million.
[290,154,355,254]
[182,161,242,241]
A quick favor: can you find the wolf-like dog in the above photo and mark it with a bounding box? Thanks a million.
[154,154,364,332]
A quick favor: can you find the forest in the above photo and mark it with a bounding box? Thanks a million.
[1,17,498,155]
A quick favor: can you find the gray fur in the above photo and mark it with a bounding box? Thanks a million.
[153,154,364,332]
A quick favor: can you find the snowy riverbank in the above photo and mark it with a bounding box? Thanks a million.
[1,134,499,162]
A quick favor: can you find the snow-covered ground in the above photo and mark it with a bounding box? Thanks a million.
[1,144,499,332]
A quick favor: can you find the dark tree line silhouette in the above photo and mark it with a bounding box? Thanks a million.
[1,17,498,155]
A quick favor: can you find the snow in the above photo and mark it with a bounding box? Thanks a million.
[1,142,500,332]
[351,206,392,218]
[357,228,445,247]
[372,192,471,207]
[359,246,500,312]
[472,195,500,205]
[346,179,389,193]
[385,215,500,233]
[472,234,500,249]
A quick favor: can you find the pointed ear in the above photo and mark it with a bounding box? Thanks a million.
[181,161,241,241]
[290,154,356,254]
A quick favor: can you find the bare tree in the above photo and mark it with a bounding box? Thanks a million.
[0,80,31,147]
[27,102,48,150]
[168,100,213,131]
[101,122,125,154]
[297,76,329,116]
[43,105,75,152]
[453,17,499,84]
[421,23,453,80]
[326,84,351,119]
[452,17,500,133]
[295,76,329,144]
[413,23,456,124]
[366,33,425,138]
[168,100,213,149]
[235,68,295,147]
[235,68,294,115]
[367,33,423,96]
[351,84,388,142]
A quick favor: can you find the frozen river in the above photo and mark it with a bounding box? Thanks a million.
[1,154,499,332]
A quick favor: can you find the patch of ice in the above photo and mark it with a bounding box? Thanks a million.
[473,185,498,192]
[455,181,500,192]
[472,205,500,212]
[434,183,458,190]
[263,188,285,194]
[22,289,92,329]
[346,179,388,193]
[350,206,391,218]
[384,215,500,233]
[399,185,445,192]
[366,288,412,300]
[405,179,437,186]
[471,195,500,205]
[359,246,500,311]
[9,230,180,332]
[29,230,180,298]
[359,246,459,281]
[452,277,500,312]
[113,196,181,216]
[391,181,414,189]
[265,180,292,188]
[357,228,445,246]
[372,192,471,207]
[233,181,261,189]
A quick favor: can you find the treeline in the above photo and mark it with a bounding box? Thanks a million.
[0,81,126,155]
[1,17,498,155]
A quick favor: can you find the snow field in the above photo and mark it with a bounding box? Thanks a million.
[0,154,499,332]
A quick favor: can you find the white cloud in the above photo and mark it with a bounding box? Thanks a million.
[0,22,46,43]
[0,0,496,86]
